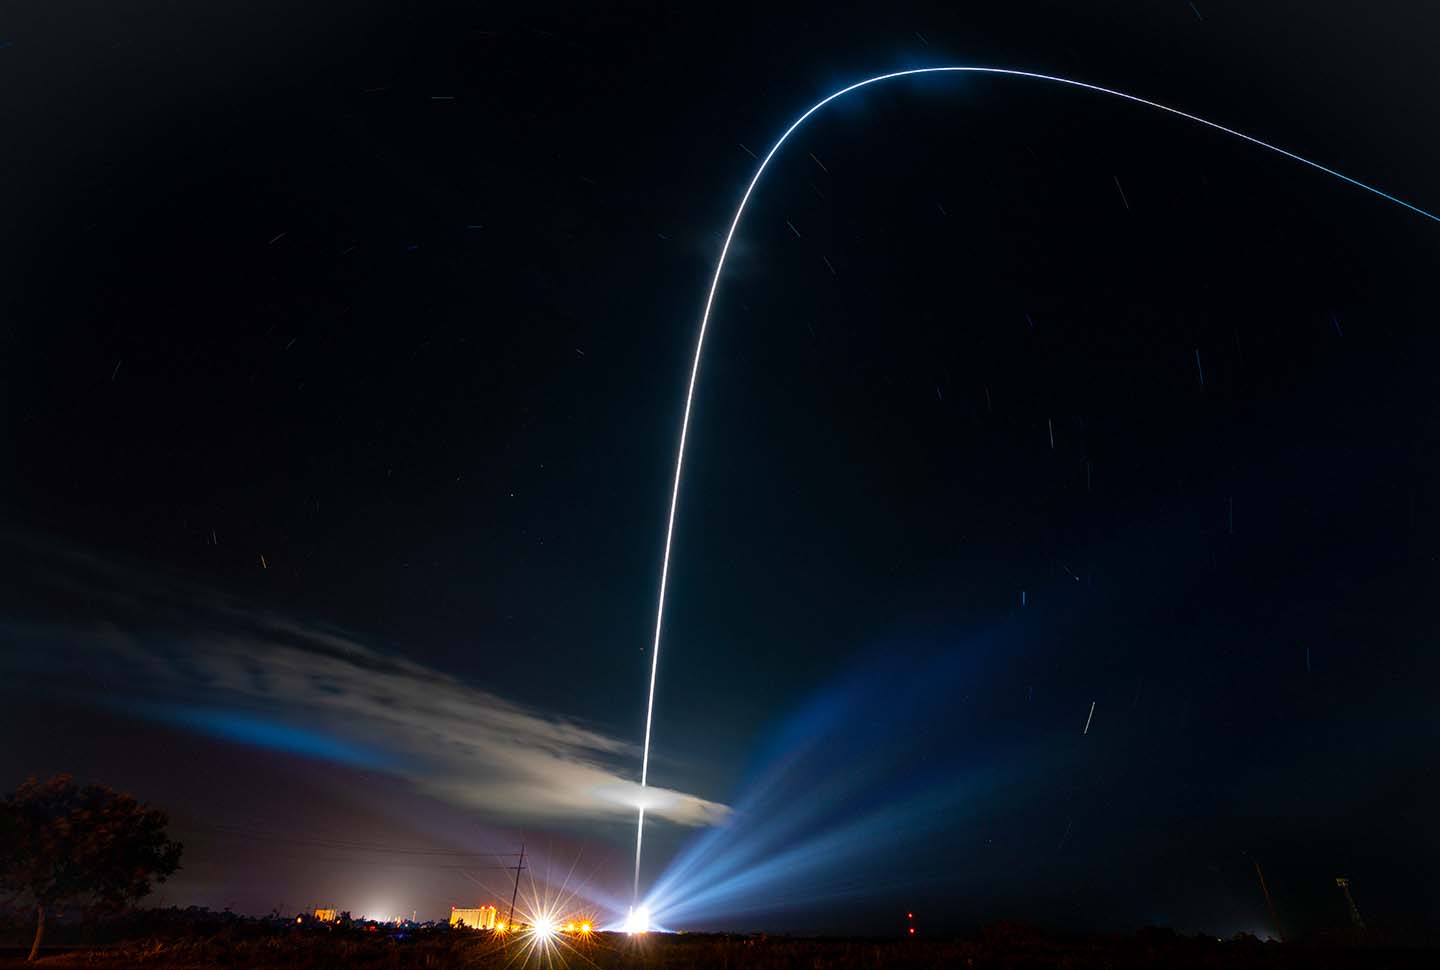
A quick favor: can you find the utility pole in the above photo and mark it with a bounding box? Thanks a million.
[1253,861,1284,942]
[1335,877,1366,940]
[507,843,527,930]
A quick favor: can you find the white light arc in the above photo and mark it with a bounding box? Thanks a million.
[632,64,1438,902]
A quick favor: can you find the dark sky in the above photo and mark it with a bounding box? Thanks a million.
[2,0,1439,942]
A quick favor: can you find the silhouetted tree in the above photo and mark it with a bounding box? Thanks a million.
[0,775,182,961]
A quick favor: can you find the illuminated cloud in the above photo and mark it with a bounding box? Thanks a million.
[0,536,730,828]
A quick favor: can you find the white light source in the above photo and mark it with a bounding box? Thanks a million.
[623,906,651,935]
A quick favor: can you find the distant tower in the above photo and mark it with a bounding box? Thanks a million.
[1335,877,1366,935]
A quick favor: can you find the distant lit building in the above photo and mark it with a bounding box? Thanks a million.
[450,905,498,930]
[313,909,338,923]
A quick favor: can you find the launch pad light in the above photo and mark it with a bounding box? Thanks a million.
[623,906,651,934]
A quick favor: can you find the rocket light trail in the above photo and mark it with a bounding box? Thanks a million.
[632,64,1438,905]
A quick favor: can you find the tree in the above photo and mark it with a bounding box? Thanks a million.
[0,775,182,961]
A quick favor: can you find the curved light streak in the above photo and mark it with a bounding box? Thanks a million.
[632,64,1438,901]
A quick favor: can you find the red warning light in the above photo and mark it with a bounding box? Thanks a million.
[907,913,913,920]
[908,928,916,935]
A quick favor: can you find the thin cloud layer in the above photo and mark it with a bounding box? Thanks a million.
[0,537,730,828]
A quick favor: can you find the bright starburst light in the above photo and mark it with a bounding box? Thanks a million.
[622,905,651,935]
[449,847,610,965]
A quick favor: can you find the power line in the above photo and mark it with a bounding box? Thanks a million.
[183,823,525,860]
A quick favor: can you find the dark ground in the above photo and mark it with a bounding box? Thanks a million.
[3,923,1437,970]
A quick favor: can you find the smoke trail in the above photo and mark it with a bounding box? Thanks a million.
[632,65,1438,904]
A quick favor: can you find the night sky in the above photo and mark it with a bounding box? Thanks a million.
[2,0,1439,943]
